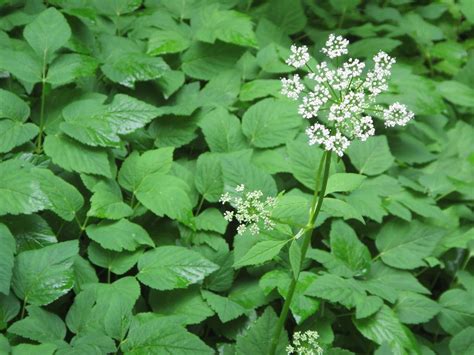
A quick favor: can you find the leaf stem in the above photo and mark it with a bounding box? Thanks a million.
[269,151,332,355]
[20,297,28,319]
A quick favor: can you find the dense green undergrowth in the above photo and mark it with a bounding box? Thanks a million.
[0,0,473,354]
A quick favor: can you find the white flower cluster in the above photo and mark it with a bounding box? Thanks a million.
[286,330,323,355]
[219,184,276,235]
[280,34,414,157]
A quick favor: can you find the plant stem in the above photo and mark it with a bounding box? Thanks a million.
[20,297,28,319]
[269,151,332,355]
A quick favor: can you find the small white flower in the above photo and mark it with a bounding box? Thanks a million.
[306,123,330,146]
[325,131,350,157]
[383,102,414,127]
[298,88,330,119]
[373,51,396,75]
[281,74,304,100]
[354,116,375,141]
[287,330,323,355]
[321,33,349,59]
[235,184,245,192]
[219,192,231,204]
[223,210,234,222]
[286,44,310,68]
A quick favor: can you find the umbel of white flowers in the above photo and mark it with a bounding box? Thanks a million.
[287,330,323,355]
[219,184,276,235]
[281,34,415,157]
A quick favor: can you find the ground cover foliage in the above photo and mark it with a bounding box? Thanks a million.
[0,0,473,354]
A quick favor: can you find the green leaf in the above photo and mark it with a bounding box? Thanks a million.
[355,295,383,319]
[198,107,247,152]
[239,79,281,102]
[376,220,444,270]
[46,54,98,87]
[150,287,214,325]
[0,49,42,83]
[438,80,474,107]
[449,326,474,355]
[122,318,214,354]
[394,292,440,324]
[0,89,30,122]
[353,305,416,354]
[438,289,474,335]
[460,0,474,24]
[135,173,192,220]
[11,343,57,355]
[147,29,191,55]
[44,134,112,178]
[193,5,257,48]
[137,246,219,290]
[0,160,50,216]
[86,219,154,252]
[101,53,169,88]
[195,153,224,203]
[347,136,394,176]
[195,208,228,234]
[88,242,142,275]
[242,98,301,148]
[0,293,20,330]
[118,147,174,192]
[264,0,306,35]
[325,173,366,195]
[233,240,289,268]
[235,307,288,354]
[321,198,364,223]
[289,240,302,278]
[23,8,71,62]
[202,290,247,323]
[88,181,133,220]
[0,224,15,295]
[12,241,78,306]
[0,120,38,154]
[200,70,241,108]
[8,306,65,343]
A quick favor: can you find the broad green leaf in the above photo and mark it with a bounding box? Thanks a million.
[376,220,444,270]
[233,240,289,268]
[122,318,214,354]
[11,343,57,355]
[199,70,241,108]
[8,306,65,343]
[449,327,474,355]
[325,173,366,195]
[12,241,78,306]
[460,0,474,24]
[198,108,247,153]
[86,219,154,252]
[438,289,474,335]
[195,208,227,234]
[150,287,214,325]
[0,224,15,295]
[264,0,306,34]
[321,198,364,223]
[92,0,141,16]
[118,147,174,192]
[101,53,169,88]
[349,37,401,58]
[354,305,416,354]
[242,98,301,148]
[0,293,20,330]
[182,42,245,80]
[239,79,281,101]
[193,5,257,47]
[88,181,133,220]
[44,134,112,178]
[46,54,98,86]
[156,70,185,99]
[0,160,49,216]
[147,29,191,55]
[235,307,288,354]
[137,246,219,290]
[202,290,247,323]
[0,89,30,122]
[0,49,42,83]
[355,295,383,319]
[394,292,440,324]
[289,240,302,278]
[0,120,38,154]
[23,8,71,61]
[135,173,192,220]
[195,153,224,202]
[88,242,143,275]
[347,136,394,176]
[438,80,474,107]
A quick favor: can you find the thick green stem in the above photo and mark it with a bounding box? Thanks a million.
[269,151,332,355]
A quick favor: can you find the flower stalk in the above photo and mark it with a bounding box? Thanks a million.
[269,150,332,355]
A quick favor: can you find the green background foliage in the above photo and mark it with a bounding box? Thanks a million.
[0,0,473,354]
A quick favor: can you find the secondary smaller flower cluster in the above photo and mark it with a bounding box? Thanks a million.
[281,34,415,157]
[219,184,276,235]
[287,330,323,355]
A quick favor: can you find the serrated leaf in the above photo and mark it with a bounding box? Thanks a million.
[137,246,219,290]
[86,219,154,252]
[0,224,15,295]
[88,242,142,275]
[0,49,42,83]
[0,293,20,329]
[195,153,224,203]
[147,29,191,55]
[325,173,366,195]
[242,98,301,148]
[44,134,112,178]
[394,292,440,324]
[438,289,474,335]
[23,8,71,62]
[233,240,289,268]
[135,173,192,220]
[355,295,383,319]
[0,89,30,122]
[202,290,247,323]
[88,181,133,220]
[376,220,443,270]
[12,241,78,306]
[46,54,98,86]
[8,306,65,343]
[438,80,474,107]
[0,120,38,153]
[347,136,394,176]
[449,326,474,355]
[289,240,302,277]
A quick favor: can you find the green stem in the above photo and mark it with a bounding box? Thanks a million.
[107,268,111,284]
[20,297,28,319]
[269,151,332,355]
